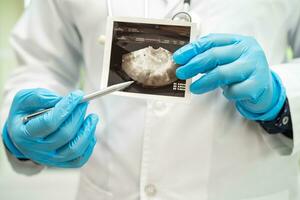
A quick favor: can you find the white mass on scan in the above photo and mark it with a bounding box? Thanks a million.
[121,46,178,87]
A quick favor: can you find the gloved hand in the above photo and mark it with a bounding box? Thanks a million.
[2,88,99,168]
[173,34,286,121]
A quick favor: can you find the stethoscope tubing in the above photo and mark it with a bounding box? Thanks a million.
[106,0,192,22]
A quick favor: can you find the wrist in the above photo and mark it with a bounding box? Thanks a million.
[2,123,27,159]
[258,98,293,139]
[236,71,286,121]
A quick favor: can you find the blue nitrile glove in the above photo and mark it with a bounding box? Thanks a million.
[173,34,286,121]
[2,88,99,168]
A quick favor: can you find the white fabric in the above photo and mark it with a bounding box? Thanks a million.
[1,0,300,199]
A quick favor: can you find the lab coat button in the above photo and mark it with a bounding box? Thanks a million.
[144,184,157,197]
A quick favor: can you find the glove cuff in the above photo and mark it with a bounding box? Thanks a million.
[2,123,27,159]
[236,71,286,121]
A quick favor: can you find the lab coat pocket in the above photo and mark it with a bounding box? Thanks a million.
[242,190,289,200]
[77,172,113,200]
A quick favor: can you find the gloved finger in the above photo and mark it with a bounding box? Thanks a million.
[12,88,61,113]
[173,33,241,65]
[176,44,245,80]
[25,90,84,138]
[48,137,97,168]
[36,103,89,151]
[67,137,96,168]
[189,61,254,94]
[222,77,266,102]
[51,114,99,162]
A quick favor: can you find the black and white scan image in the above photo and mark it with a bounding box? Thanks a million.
[107,19,192,99]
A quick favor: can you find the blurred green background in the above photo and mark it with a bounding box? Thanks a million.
[0,0,23,96]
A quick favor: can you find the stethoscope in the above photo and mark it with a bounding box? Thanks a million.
[172,0,192,22]
[106,0,192,22]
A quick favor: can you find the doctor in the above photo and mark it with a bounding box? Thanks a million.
[1,0,300,199]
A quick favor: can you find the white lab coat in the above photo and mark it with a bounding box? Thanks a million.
[1,0,300,199]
